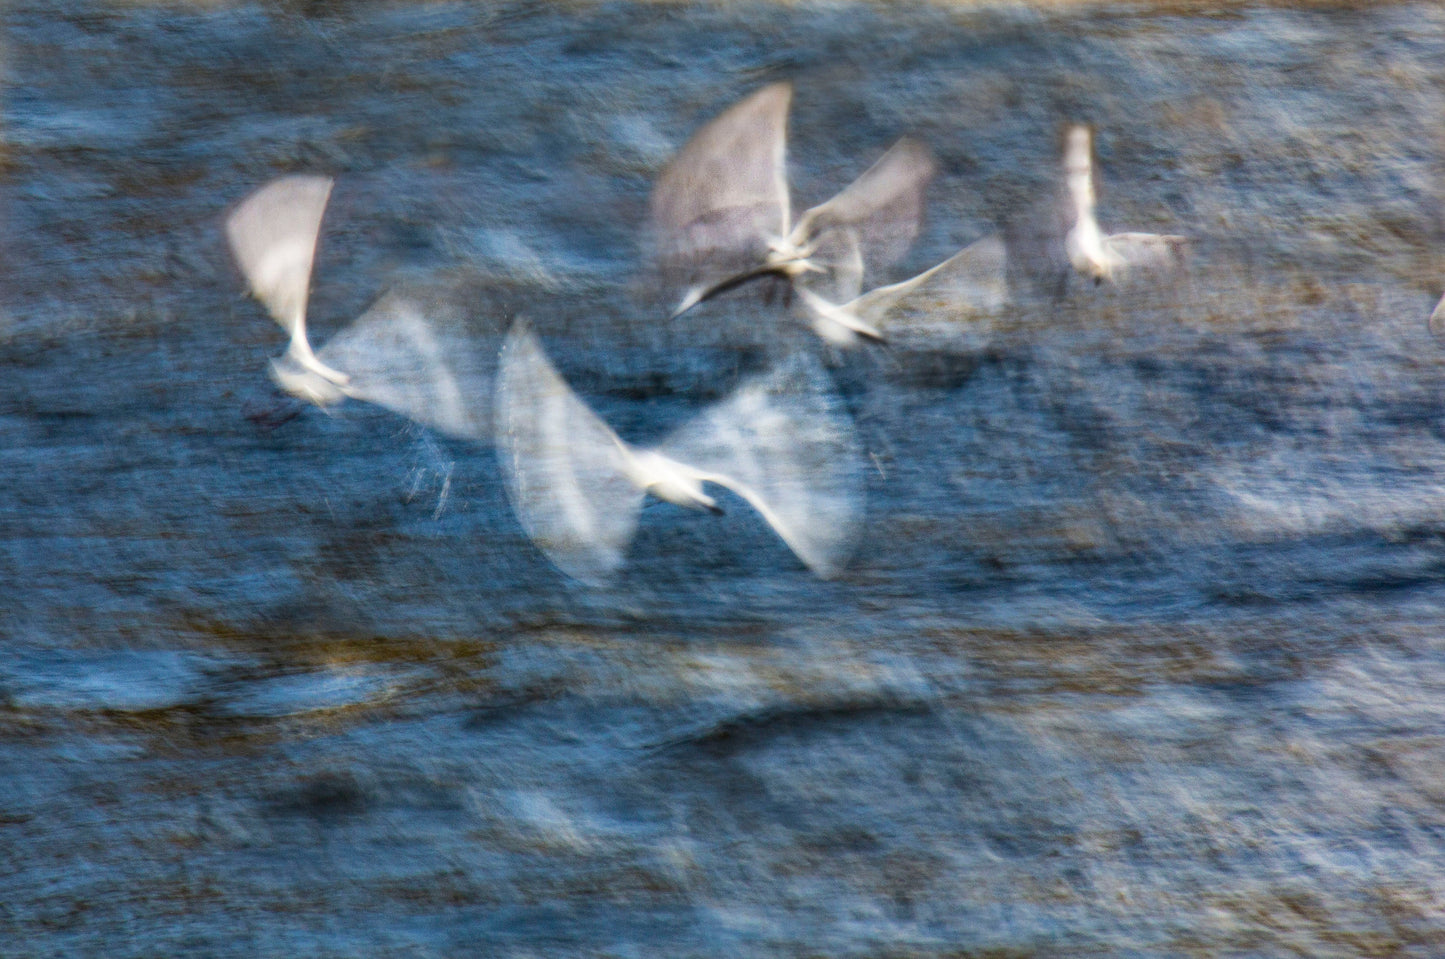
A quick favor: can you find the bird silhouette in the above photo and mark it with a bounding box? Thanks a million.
[494,322,864,584]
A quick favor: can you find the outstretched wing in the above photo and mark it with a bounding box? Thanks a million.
[796,234,1007,347]
[850,234,1009,333]
[318,292,492,441]
[226,175,333,344]
[649,83,793,307]
[790,137,935,284]
[1431,293,1445,336]
[792,225,880,344]
[658,355,863,577]
[1103,232,1188,278]
[494,324,645,585]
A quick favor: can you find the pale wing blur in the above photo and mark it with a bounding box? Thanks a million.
[798,226,865,305]
[496,324,863,581]
[649,83,793,309]
[794,234,1007,348]
[850,234,1010,345]
[317,292,493,442]
[495,324,645,585]
[225,175,332,344]
[227,174,353,389]
[1103,231,1189,280]
[658,355,864,578]
[788,137,936,287]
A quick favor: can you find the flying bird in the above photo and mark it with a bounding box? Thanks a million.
[649,82,935,339]
[793,234,1009,347]
[494,322,864,584]
[227,175,491,440]
[226,175,350,395]
[1061,124,1187,285]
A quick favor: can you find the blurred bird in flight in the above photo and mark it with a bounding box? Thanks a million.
[649,82,935,344]
[494,322,863,584]
[227,175,490,440]
[1062,123,1186,285]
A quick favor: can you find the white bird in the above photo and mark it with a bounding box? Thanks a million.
[226,175,491,440]
[1062,124,1187,285]
[494,322,864,584]
[650,82,935,339]
[1429,293,1445,335]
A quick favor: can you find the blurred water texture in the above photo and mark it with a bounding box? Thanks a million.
[5,0,1445,955]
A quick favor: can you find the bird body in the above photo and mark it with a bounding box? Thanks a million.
[622,448,723,515]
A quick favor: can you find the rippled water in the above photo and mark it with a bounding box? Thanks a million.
[5,1,1445,955]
